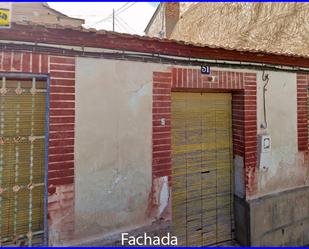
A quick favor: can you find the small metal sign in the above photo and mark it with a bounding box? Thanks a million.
[201,65,210,75]
[0,3,11,28]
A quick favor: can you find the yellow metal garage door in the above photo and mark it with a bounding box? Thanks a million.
[171,92,233,246]
[0,76,47,246]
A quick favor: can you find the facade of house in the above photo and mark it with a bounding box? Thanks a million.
[10,2,84,27]
[145,2,309,58]
[0,23,308,246]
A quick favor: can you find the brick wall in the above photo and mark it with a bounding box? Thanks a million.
[0,51,75,244]
[232,92,245,157]
[152,67,258,205]
[152,71,172,180]
[165,2,180,18]
[296,73,308,152]
[164,2,180,38]
[243,73,258,195]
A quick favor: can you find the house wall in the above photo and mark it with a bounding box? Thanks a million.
[0,46,307,246]
[234,70,308,246]
[72,57,308,243]
[222,69,308,198]
[73,57,308,245]
[151,66,308,246]
[73,58,167,243]
[193,68,308,198]
[255,71,308,196]
[215,69,308,198]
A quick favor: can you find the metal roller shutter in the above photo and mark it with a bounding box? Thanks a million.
[171,92,233,246]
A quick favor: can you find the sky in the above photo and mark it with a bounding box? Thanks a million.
[48,2,159,35]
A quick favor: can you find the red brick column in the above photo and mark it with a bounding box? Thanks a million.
[152,71,172,180]
[151,67,258,214]
[0,51,76,243]
[47,56,75,242]
[232,92,245,157]
[48,56,75,187]
[243,73,258,196]
[296,74,308,152]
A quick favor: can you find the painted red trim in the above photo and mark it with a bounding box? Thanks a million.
[0,24,308,68]
[296,74,309,151]
[152,68,258,202]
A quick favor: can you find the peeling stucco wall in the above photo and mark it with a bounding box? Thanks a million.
[74,58,167,242]
[146,176,171,220]
[214,68,308,198]
[48,184,75,246]
[255,71,308,196]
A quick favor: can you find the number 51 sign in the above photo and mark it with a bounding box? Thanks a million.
[0,3,11,28]
[201,65,210,75]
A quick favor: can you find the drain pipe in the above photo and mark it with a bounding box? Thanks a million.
[261,70,270,129]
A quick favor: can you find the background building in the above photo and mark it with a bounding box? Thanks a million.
[11,2,84,27]
[145,2,309,58]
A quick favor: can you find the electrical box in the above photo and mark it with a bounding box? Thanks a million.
[258,134,271,170]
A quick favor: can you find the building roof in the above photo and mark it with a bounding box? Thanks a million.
[0,23,308,68]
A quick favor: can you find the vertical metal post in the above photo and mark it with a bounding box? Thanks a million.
[43,77,50,246]
[14,82,21,244]
[28,78,35,247]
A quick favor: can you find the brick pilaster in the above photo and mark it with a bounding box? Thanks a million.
[296,74,308,151]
